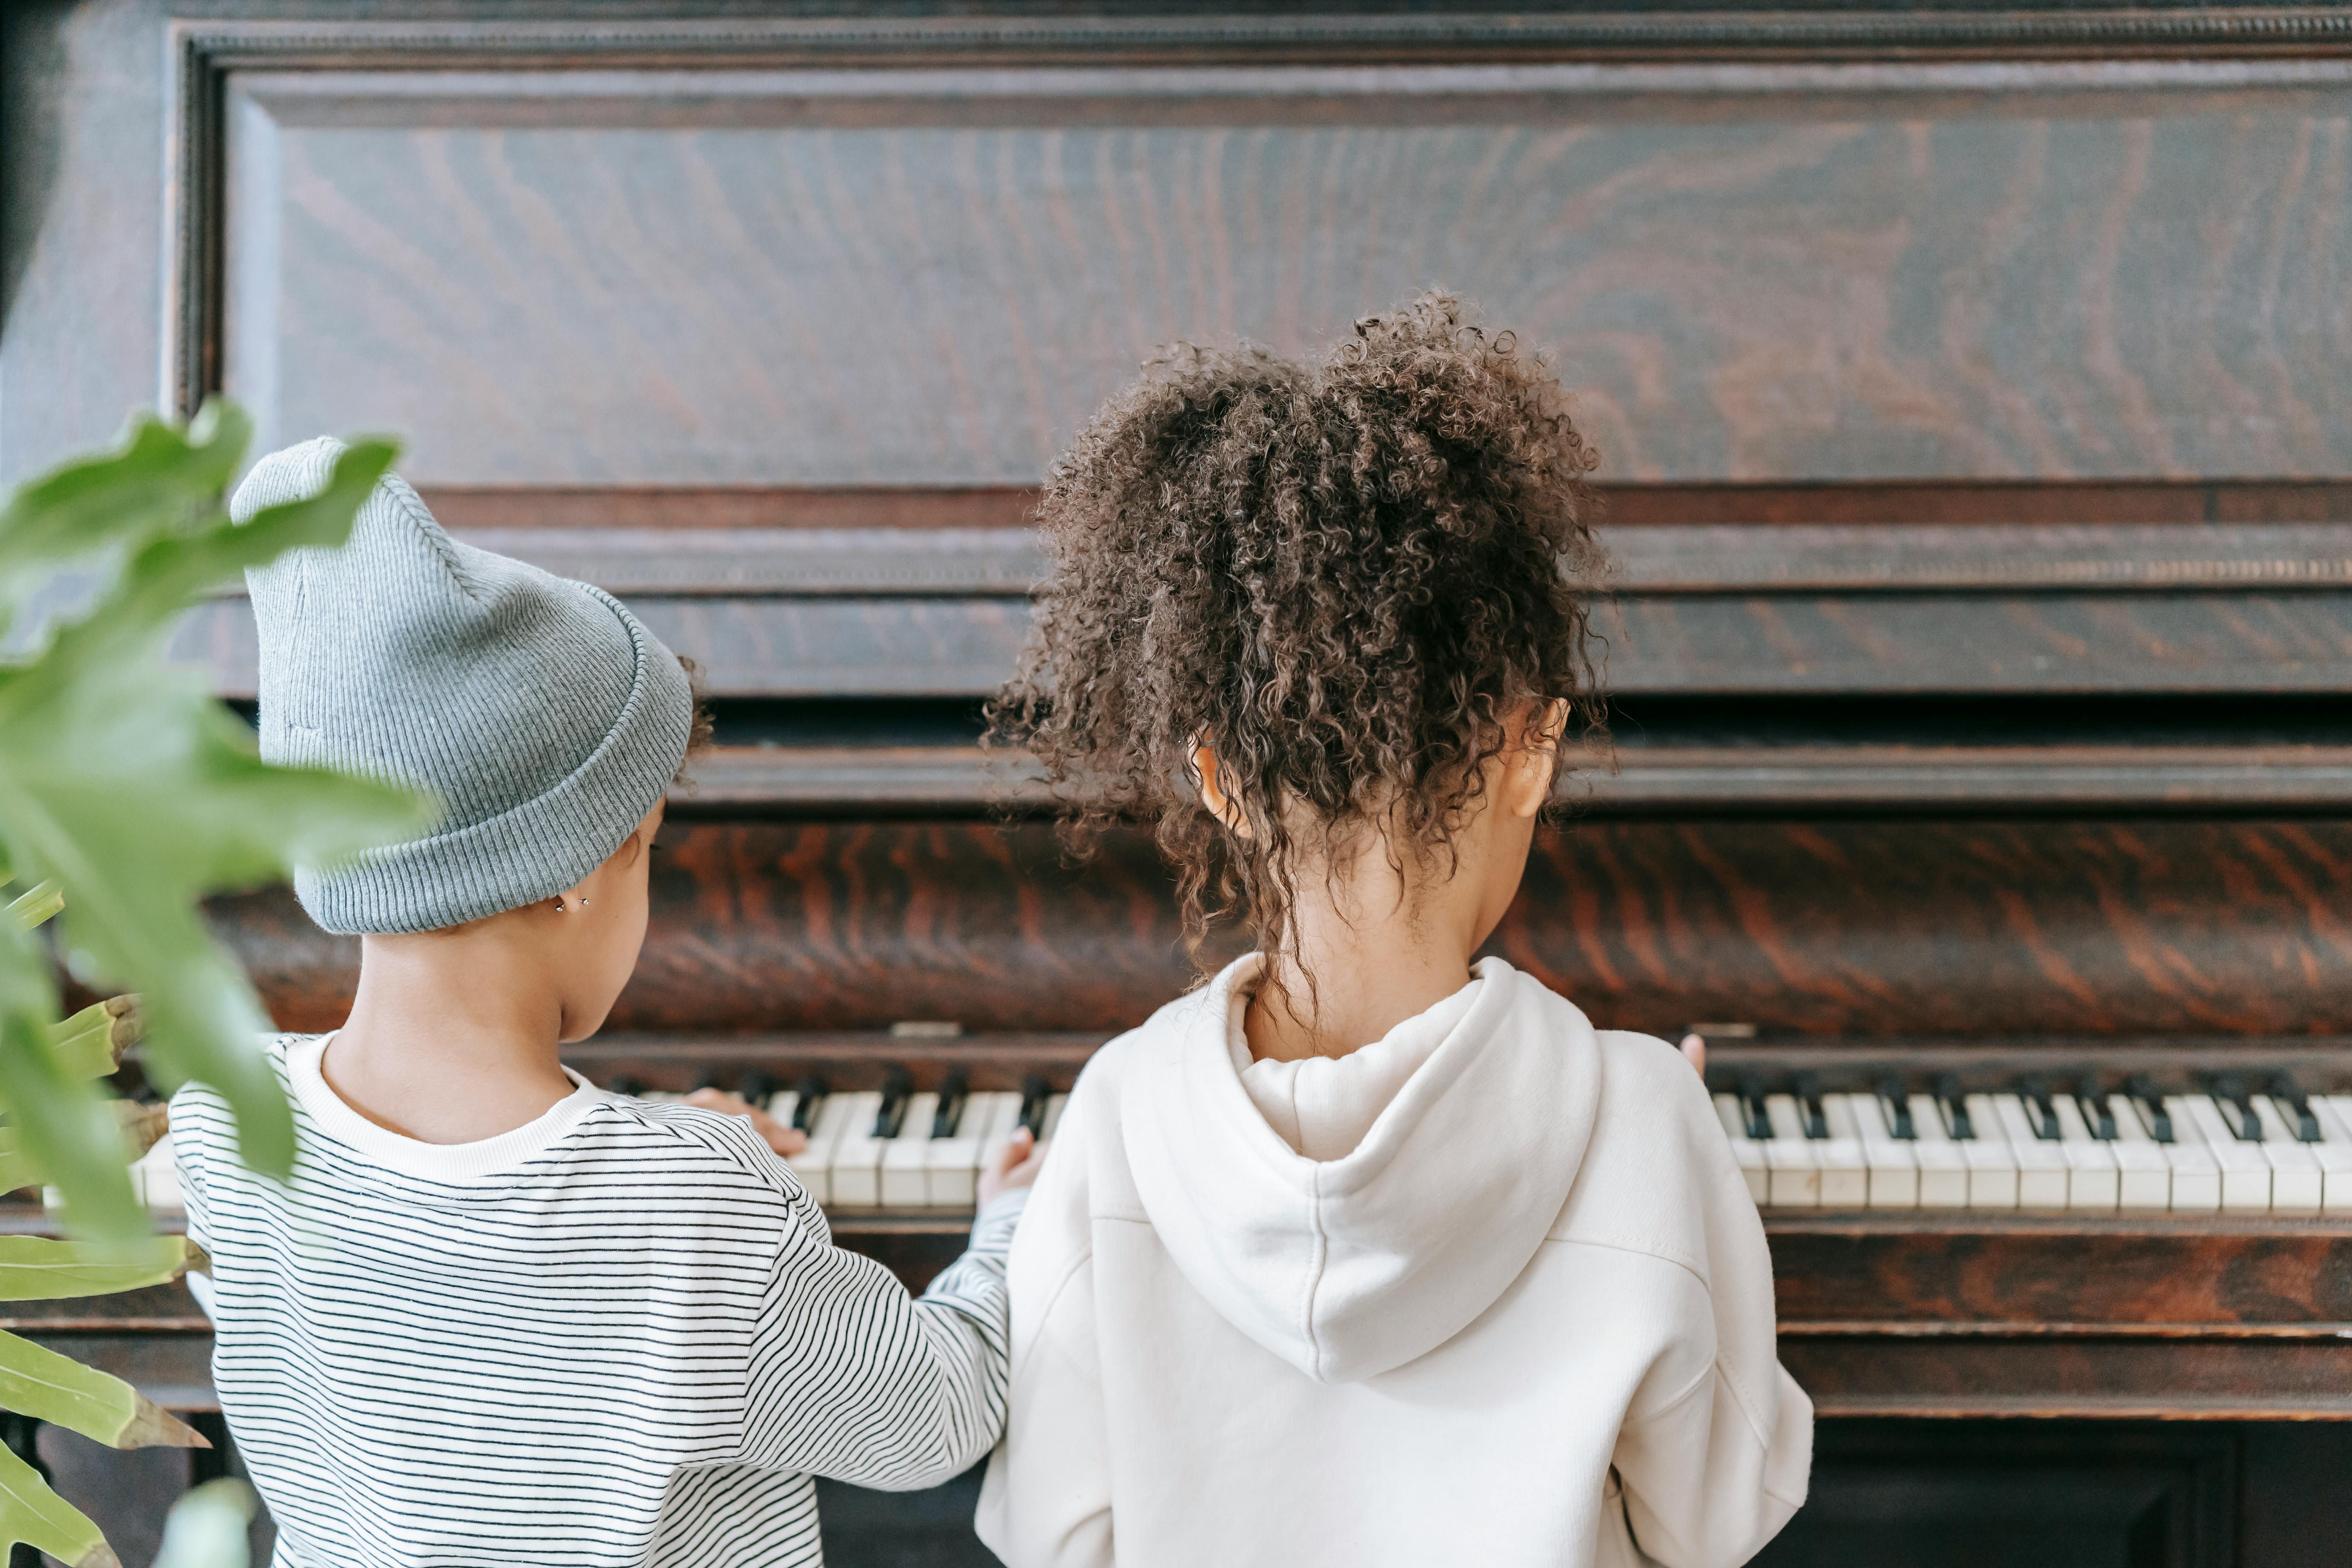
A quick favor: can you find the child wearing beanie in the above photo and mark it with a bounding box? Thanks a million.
[169,438,1042,1566]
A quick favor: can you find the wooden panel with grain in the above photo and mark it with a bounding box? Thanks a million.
[207,53,2352,485]
[167,589,2352,699]
[207,817,2352,1039]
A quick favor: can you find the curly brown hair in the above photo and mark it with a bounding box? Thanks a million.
[986,292,1607,982]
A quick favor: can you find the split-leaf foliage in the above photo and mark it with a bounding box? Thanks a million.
[0,407,431,1563]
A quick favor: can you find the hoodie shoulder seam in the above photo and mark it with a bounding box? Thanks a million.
[1541,1229,1709,1290]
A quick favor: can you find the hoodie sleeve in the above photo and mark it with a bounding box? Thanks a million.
[736,1179,1026,1491]
[1610,1105,1813,1568]
[976,1077,1114,1568]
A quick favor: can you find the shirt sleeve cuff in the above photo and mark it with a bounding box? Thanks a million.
[971,1187,1031,1250]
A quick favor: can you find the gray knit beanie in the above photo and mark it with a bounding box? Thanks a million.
[235,437,694,935]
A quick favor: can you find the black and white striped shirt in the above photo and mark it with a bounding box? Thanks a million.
[172,1035,1020,1568]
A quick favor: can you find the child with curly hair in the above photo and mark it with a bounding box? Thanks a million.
[976,295,1809,1568]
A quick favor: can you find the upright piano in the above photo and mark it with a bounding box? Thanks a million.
[20,6,2352,1562]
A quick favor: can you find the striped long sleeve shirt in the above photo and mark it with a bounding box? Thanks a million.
[171,1035,1021,1568]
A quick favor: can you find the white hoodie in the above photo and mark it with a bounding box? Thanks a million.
[976,955,1811,1568]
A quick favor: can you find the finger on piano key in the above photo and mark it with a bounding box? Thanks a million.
[2251,1094,2325,1214]
[1808,1086,1870,1209]
[1955,1090,2021,1210]
[1989,1092,2071,1210]
[2181,1093,2273,1212]
[879,1092,940,1208]
[2316,1097,2352,1214]
[1714,1094,1769,1205]
[1761,1093,1824,1208]
[1839,1091,1917,1209]
[1905,1093,1971,1209]
[786,1089,857,1206]
[2048,1091,2122,1212]
[935,1091,1021,1208]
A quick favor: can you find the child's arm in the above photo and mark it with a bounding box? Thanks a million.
[734,1132,1044,1490]
[1609,1101,1813,1568]
[975,1086,1111,1567]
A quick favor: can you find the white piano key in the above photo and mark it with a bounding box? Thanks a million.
[825,1091,894,1209]
[1956,1094,2020,1210]
[1714,1094,1769,1205]
[1760,1094,1823,1209]
[1043,1094,1070,1140]
[1812,1094,1870,1209]
[2078,1093,2169,1210]
[1905,1094,1971,1209]
[879,1093,940,1208]
[785,1092,858,1206]
[2048,1096,2122,1212]
[135,1133,182,1214]
[2315,1098,2352,1214]
[1840,1093,1918,1210]
[1990,1094,2071,1210]
[2252,1097,2325,1214]
[934,1092,1022,1208]
[2181,1094,2273,1212]
[2142,1096,2222,1213]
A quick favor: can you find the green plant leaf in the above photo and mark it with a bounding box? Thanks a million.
[0,1327,201,1448]
[0,408,430,1234]
[0,1435,113,1567]
[154,1479,254,1568]
[3,882,60,932]
[0,929,132,1241]
[0,1234,196,1299]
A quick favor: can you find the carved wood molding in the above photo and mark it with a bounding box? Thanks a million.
[670,742,2352,815]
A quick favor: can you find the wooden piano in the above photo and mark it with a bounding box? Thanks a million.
[19,4,2352,1561]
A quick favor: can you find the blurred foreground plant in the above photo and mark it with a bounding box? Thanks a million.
[0,407,430,1561]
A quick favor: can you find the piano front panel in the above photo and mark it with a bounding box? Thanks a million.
[207,815,2352,1039]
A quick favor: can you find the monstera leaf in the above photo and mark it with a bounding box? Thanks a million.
[0,404,430,1237]
[0,406,431,1563]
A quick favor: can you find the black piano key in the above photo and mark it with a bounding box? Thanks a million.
[2016,1073,2060,1140]
[2269,1070,2323,1143]
[1792,1071,1829,1140]
[1734,1071,1773,1142]
[738,1070,777,1108]
[2123,1073,2174,1144]
[2074,1074,2118,1141]
[1875,1072,1916,1140]
[789,1072,828,1133]
[1018,1072,1053,1140]
[931,1068,970,1139]
[1933,1072,1974,1141]
[873,1066,915,1139]
[2210,1073,2262,1141]
[607,1074,645,1098]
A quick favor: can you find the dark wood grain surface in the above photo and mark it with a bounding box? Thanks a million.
[205,817,2352,1039]
[169,589,2352,700]
[204,50,2352,485]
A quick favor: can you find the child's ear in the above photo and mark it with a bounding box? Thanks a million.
[1504,701,1570,817]
[1191,741,1252,839]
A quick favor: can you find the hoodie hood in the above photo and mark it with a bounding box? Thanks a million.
[1120,954,1602,1383]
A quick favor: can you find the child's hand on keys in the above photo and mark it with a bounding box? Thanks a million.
[980,1127,1049,1206]
[684,1088,809,1157]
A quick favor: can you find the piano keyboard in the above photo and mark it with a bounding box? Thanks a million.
[1713,1071,2352,1213]
[621,1069,1069,1210]
[74,1065,2352,1219]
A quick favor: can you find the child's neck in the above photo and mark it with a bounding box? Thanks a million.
[325,935,579,1145]
[1242,853,1488,1065]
